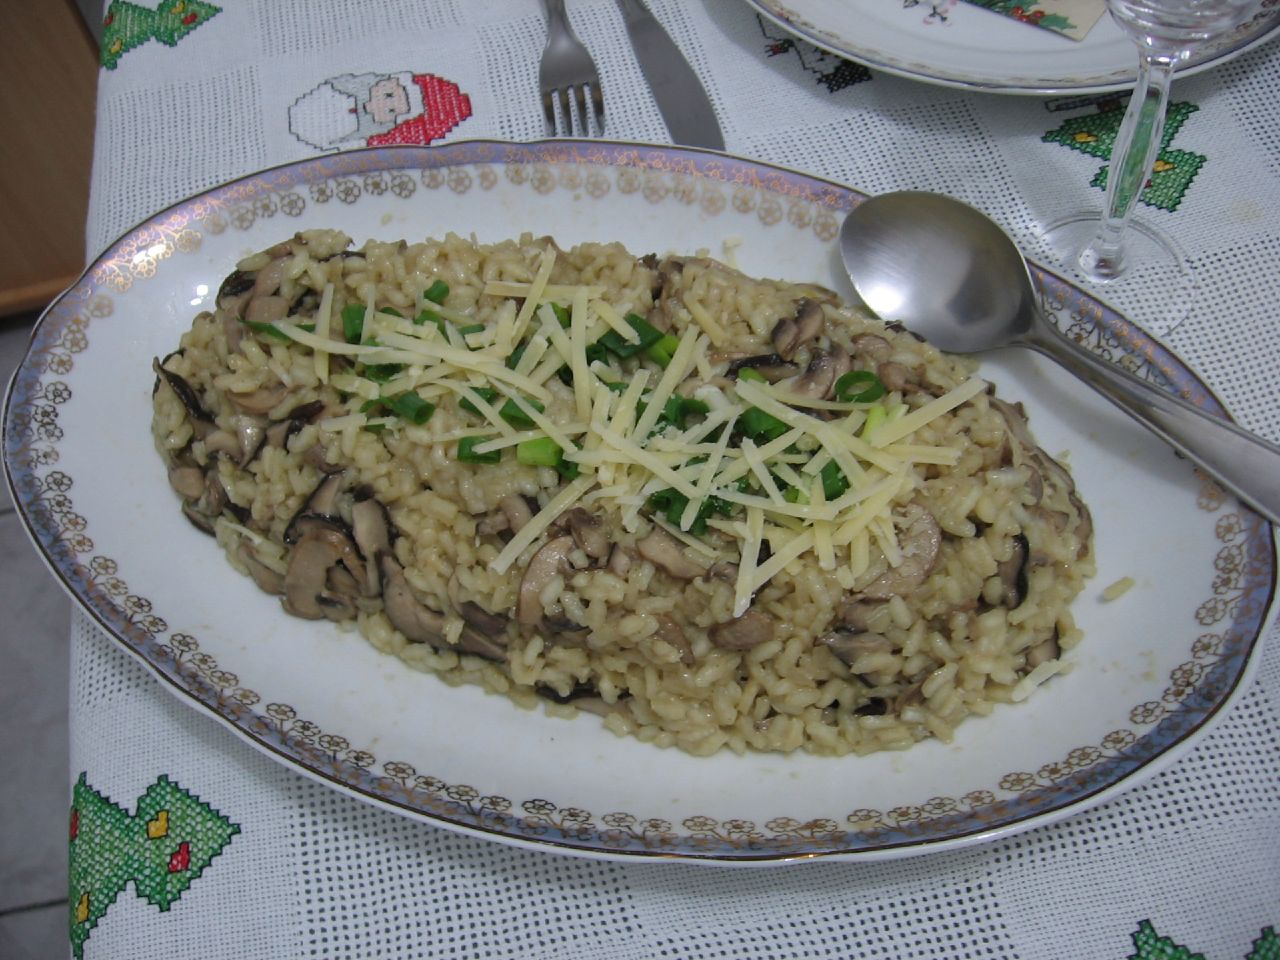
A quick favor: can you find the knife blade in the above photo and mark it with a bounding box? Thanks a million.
[614,0,724,150]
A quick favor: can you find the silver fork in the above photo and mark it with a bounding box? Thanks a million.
[538,0,605,137]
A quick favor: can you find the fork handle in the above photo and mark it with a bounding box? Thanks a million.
[614,0,652,24]
[542,0,567,20]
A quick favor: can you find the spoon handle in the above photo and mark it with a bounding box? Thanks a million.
[1025,322,1280,526]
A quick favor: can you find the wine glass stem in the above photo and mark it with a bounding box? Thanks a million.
[1078,52,1177,280]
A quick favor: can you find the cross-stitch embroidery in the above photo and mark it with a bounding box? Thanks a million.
[290,71,473,152]
[1043,99,1205,212]
[100,0,221,70]
[756,16,872,91]
[68,773,239,959]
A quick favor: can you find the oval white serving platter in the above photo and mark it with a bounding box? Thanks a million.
[745,0,1280,94]
[3,141,1274,863]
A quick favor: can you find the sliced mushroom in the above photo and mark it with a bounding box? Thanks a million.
[996,533,1029,608]
[563,508,609,560]
[849,334,892,364]
[265,400,327,451]
[705,561,738,583]
[652,614,694,665]
[817,629,893,668]
[227,383,289,416]
[237,542,286,595]
[636,526,706,580]
[876,361,911,394]
[535,682,616,717]
[283,518,364,621]
[708,607,776,651]
[856,505,942,601]
[838,599,886,632]
[460,601,510,638]
[351,496,393,594]
[791,344,852,400]
[216,269,256,319]
[251,257,286,298]
[284,472,346,544]
[152,358,214,436]
[167,463,206,500]
[181,467,230,534]
[771,298,825,360]
[724,353,799,383]
[516,535,575,626]
[378,554,448,643]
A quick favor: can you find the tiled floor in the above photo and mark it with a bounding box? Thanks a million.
[0,312,72,957]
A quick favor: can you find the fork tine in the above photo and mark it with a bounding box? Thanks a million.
[573,84,589,137]
[590,83,604,136]
[557,87,573,136]
[541,90,557,135]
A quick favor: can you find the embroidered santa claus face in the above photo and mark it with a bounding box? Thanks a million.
[289,70,473,152]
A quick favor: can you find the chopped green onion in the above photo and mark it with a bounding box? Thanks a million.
[739,407,788,443]
[820,461,849,500]
[645,333,681,368]
[414,308,443,330]
[423,279,450,304]
[362,362,403,383]
[551,303,572,328]
[458,387,499,417]
[507,340,529,370]
[603,381,628,394]
[859,404,887,441]
[240,319,291,343]
[458,436,501,464]
[784,485,810,504]
[516,436,562,468]
[736,367,768,384]
[834,370,886,403]
[385,392,435,425]
[341,304,366,343]
[660,395,710,430]
[380,307,403,319]
[456,323,486,337]
[598,313,664,359]
[500,396,545,429]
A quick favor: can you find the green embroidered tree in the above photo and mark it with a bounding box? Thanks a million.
[1043,101,1205,212]
[1249,927,1280,960]
[69,774,239,959]
[100,0,222,70]
[1129,920,1206,960]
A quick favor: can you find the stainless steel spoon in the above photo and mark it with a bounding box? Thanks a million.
[839,190,1280,526]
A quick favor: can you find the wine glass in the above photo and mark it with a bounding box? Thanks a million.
[1037,0,1255,331]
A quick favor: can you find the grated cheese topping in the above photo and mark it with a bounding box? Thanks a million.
[266,242,988,618]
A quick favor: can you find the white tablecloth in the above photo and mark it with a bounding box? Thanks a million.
[61,1,1280,956]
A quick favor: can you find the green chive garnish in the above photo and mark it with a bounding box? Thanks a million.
[551,303,572,328]
[740,407,788,442]
[517,436,562,468]
[423,279,450,304]
[834,370,886,404]
[341,304,365,343]
[599,313,664,359]
[385,392,435,425]
[458,436,501,464]
[458,387,499,416]
[820,461,849,500]
[736,367,768,384]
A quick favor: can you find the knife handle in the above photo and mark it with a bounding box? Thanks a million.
[614,0,651,26]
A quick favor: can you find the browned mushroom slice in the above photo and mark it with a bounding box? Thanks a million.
[652,614,694,665]
[790,344,852,399]
[535,682,618,717]
[724,353,799,383]
[995,533,1029,608]
[516,535,576,626]
[563,507,609,560]
[264,400,327,452]
[351,496,393,594]
[856,505,942,601]
[838,599,886,631]
[378,554,448,642]
[167,463,206,500]
[227,383,289,416]
[180,467,231,535]
[152,358,215,435]
[771,298,825,360]
[459,601,509,637]
[251,257,286,298]
[237,542,286,596]
[849,334,892,364]
[636,526,706,580]
[283,518,365,621]
[816,629,892,668]
[705,561,738,583]
[243,294,289,328]
[876,361,911,394]
[708,607,776,651]
[216,269,257,320]
[284,472,346,544]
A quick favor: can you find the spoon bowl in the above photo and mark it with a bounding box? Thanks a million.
[839,190,1280,526]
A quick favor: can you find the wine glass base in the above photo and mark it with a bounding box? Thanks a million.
[1034,213,1195,337]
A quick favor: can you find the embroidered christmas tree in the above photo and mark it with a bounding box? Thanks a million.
[1043,100,1205,212]
[100,0,221,70]
[69,774,239,959]
[1249,927,1280,960]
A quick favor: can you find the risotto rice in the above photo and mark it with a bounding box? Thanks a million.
[151,230,1094,756]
